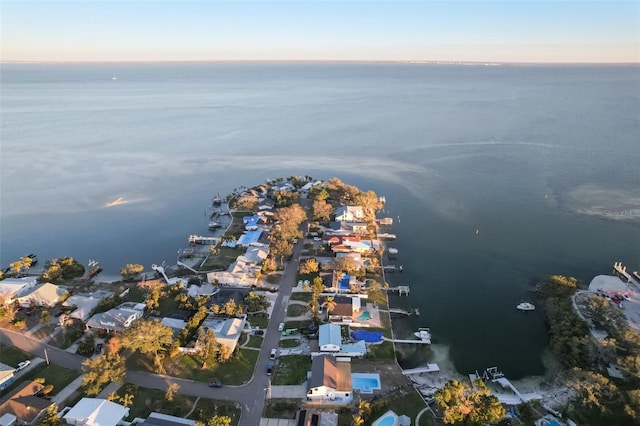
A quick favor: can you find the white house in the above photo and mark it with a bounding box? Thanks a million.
[0,277,39,303]
[306,354,352,404]
[86,303,144,332]
[333,206,364,222]
[319,324,342,352]
[64,398,129,426]
[16,283,66,308]
[199,316,247,355]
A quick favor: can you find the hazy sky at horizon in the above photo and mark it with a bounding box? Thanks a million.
[2,0,638,63]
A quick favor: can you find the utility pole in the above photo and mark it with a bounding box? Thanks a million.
[44,349,49,365]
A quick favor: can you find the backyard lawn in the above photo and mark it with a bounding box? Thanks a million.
[287,304,308,317]
[290,292,312,302]
[279,339,300,348]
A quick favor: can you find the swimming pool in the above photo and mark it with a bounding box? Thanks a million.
[372,410,398,426]
[351,373,381,394]
[357,310,371,321]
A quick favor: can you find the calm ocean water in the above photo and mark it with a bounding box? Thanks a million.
[1,63,639,378]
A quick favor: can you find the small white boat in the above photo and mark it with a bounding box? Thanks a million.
[414,327,432,343]
[208,221,222,229]
[388,248,398,255]
[517,302,535,311]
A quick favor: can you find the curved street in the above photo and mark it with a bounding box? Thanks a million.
[0,233,307,426]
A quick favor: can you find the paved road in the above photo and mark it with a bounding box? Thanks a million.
[0,230,307,426]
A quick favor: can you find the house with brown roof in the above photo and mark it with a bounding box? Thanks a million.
[0,380,53,425]
[306,354,352,404]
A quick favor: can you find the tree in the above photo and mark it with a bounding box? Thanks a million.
[434,379,505,425]
[312,199,333,222]
[309,277,325,322]
[366,282,388,306]
[120,319,173,373]
[120,393,135,407]
[81,353,126,396]
[40,310,51,325]
[299,258,319,275]
[207,416,232,426]
[39,405,61,426]
[138,280,165,310]
[331,256,360,276]
[120,263,144,281]
[354,190,383,222]
[41,257,84,283]
[223,299,238,316]
[198,327,219,369]
[165,382,180,402]
[0,293,18,322]
[10,256,33,276]
[234,194,259,211]
[321,296,337,314]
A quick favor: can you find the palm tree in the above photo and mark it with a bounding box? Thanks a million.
[321,296,337,317]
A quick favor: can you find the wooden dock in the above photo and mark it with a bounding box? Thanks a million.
[613,262,634,283]
[383,286,410,296]
[383,336,431,345]
[383,265,403,273]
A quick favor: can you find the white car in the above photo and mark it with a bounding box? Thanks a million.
[278,322,285,332]
[16,360,31,371]
[270,348,278,359]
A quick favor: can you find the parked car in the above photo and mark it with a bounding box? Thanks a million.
[270,348,277,360]
[15,360,31,371]
[266,364,273,376]
[278,322,285,332]
[95,343,104,354]
[208,379,223,388]
[255,330,264,336]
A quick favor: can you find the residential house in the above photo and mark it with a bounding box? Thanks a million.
[333,206,364,222]
[64,291,114,321]
[328,295,361,322]
[64,398,129,426]
[0,381,54,425]
[0,277,39,304]
[318,324,366,357]
[242,215,264,231]
[16,282,67,308]
[319,324,342,352]
[306,355,352,404]
[198,315,247,355]
[0,363,16,391]
[86,302,144,333]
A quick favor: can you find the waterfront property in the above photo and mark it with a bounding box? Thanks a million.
[306,354,353,405]
[351,373,382,394]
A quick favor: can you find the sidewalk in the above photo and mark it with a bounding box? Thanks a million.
[52,375,84,405]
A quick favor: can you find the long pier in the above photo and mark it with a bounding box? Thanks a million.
[389,307,419,316]
[383,265,403,273]
[382,336,431,345]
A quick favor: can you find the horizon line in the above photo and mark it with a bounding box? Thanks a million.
[2,59,639,66]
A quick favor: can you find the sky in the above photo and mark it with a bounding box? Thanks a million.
[1,1,638,63]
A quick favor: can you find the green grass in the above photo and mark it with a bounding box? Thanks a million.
[212,348,259,385]
[366,341,396,360]
[157,295,179,317]
[48,321,86,349]
[287,304,308,316]
[272,354,311,385]
[247,313,269,329]
[32,324,57,340]
[367,390,429,426]
[126,285,146,303]
[0,345,31,366]
[284,320,312,331]
[290,292,312,302]
[22,363,79,395]
[117,383,240,425]
[266,274,281,284]
[200,246,245,271]
[279,339,300,348]
[263,399,299,419]
[246,335,264,349]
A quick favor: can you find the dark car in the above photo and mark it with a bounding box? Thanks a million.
[208,379,223,388]
[255,330,264,336]
[266,364,273,376]
[95,343,104,354]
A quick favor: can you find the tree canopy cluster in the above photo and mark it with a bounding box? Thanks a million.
[434,379,505,424]
[41,257,84,283]
[539,275,640,424]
